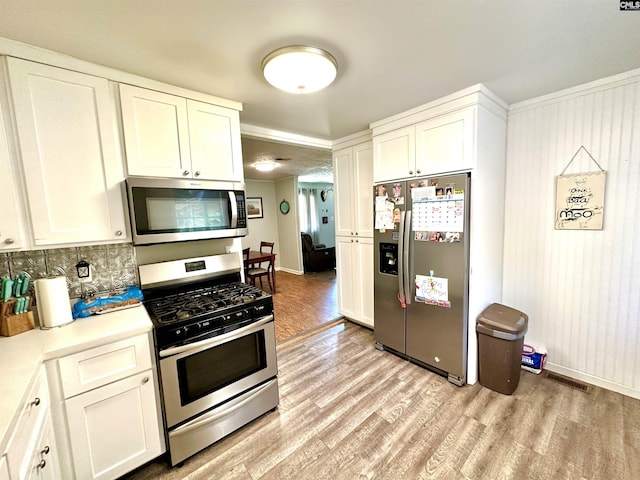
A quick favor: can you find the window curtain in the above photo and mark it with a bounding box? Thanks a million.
[298,188,319,244]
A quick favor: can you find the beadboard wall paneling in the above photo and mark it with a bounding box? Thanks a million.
[503,73,640,398]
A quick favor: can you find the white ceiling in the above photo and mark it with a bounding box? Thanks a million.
[1,1,639,182]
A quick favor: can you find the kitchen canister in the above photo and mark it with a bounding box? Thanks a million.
[34,276,74,329]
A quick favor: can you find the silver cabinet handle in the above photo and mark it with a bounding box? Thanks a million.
[37,460,46,469]
[41,446,50,455]
[142,376,150,384]
[182,170,190,176]
[31,397,41,407]
[194,170,201,177]
[409,170,414,175]
[4,238,14,245]
[416,169,421,174]
[115,230,123,236]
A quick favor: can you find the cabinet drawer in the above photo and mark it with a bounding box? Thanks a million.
[58,334,152,398]
[6,367,49,480]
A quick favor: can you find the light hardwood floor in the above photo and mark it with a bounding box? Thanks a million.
[123,322,640,480]
[270,269,341,344]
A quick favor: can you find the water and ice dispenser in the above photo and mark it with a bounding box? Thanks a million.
[379,243,398,275]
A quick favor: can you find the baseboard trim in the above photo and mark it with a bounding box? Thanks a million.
[545,362,640,400]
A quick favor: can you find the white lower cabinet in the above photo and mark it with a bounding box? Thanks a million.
[336,236,374,328]
[25,413,56,480]
[65,371,162,480]
[49,333,164,480]
[2,367,59,480]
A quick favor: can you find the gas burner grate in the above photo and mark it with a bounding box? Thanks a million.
[145,282,268,325]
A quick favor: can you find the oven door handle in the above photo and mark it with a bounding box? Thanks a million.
[158,314,274,358]
[171,380,275,437]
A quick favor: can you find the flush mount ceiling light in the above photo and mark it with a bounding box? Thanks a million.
[261,45,338,94]
[254,161,278,172]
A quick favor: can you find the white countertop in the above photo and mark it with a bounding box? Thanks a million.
[0,304,153,451]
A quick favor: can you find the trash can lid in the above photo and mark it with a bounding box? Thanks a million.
[477,303,528,335]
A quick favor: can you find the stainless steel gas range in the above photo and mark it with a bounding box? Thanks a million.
[139,253,279,466]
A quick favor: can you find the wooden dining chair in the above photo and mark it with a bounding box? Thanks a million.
[242,247,251,284]
[247,242,274,291]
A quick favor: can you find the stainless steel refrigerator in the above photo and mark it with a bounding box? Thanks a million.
[373,173,470,386]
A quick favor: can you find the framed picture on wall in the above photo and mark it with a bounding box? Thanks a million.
[246,197,263,219]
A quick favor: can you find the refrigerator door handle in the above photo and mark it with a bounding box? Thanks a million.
[403,209,412,305]
[397,210,406,306]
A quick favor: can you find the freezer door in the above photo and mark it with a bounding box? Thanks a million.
[405,173,470,383]
[373,181,407,353]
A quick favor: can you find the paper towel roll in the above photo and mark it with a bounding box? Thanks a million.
[35,277,74,329]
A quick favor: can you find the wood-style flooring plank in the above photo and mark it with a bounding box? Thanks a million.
[123,322,640,480]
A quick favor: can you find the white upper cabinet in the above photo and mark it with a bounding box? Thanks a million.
[6,57,128,246]
[119,84,191,178]
[371,85,500,183]
[187,99,243,181]
[415,107,474,176]
[333,141,373,238]
[373,109,474,182]
[119,84,243,182]
[373,125,415,183]
[0,92,25,251]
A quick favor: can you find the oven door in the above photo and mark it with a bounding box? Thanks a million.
[159,315,277,428]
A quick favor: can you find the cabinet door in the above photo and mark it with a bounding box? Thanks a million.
[187,100,243,181]
[0,94,24,251]
[26,413,59,480]
[119,84,191,178]
[415,108,475,175]
[355,238,374,328]
[336,237,374,327]
[353,143,373,237]
[333,147,354,237]
[335,236,356,319]
[373,125,415,183]
[65,370,163,480]
[7,58,127,245]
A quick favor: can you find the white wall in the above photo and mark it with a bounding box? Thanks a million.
[244,180,280,267]
[503,68,640,399]
[275,177,303,274]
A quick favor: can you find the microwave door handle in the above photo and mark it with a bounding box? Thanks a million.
[229,191,238,228]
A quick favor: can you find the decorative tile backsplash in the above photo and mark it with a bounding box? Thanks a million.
[0,244,138,300]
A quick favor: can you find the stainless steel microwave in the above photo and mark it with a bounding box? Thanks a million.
[126,176,248,245]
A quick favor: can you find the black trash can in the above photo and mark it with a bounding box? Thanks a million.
[477,303,528,395]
